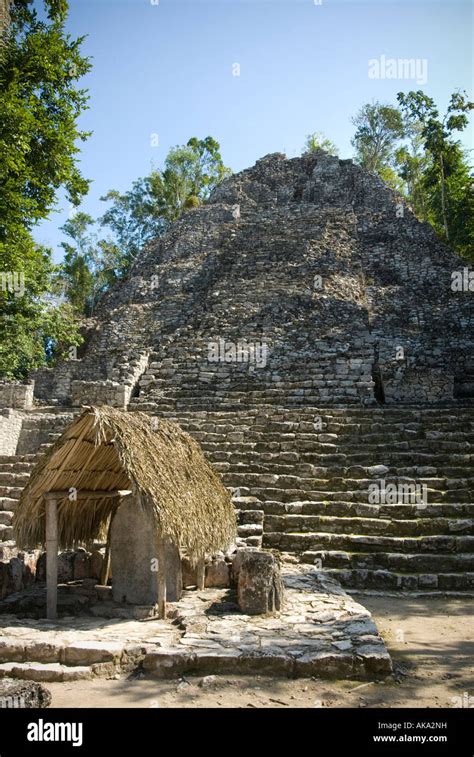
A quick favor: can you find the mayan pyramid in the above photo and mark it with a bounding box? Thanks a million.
[3,150,474,592]
[32,150,474,407]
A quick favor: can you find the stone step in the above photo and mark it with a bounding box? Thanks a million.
[191,420,474,430]
[263,531,474,554]
[0,512,14,526]
[206,451,473,477]
[198,440,474,462]
[0,662,93,683]
[20,416,73,429]
[0,498,19,512]
[0,637,125,666]
[221,468,474,493]
[236,509,264,525]
[264,513,474,537]
[300,549,474,573]
[246,486,473,504]
[0,487,22,500]
[0,462,35,473]
[168,419,474,435]
[0,472,30,485]
[309,567,474,592]
[260,499,474,519]
[158,408,474,422]
[0,455,37,464]
[188,429,474,447]
[237,523,263,537]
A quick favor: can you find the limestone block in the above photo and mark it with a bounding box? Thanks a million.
[89,550,104,580]
[205,558,230,588]
[111,495,158,605]
[57,551,75,582]
[237,550,283,615]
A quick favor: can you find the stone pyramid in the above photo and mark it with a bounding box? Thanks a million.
[33,150,474,409]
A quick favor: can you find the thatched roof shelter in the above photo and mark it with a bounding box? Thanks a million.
[13,406,236,562]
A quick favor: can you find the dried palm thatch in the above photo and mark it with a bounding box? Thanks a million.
[13,406,236,562]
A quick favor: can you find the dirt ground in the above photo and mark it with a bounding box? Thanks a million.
[47,595,474,709]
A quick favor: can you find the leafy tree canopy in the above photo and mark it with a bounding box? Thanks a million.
[0,0,91,378]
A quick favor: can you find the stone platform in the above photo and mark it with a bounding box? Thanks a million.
[0,565,391,682]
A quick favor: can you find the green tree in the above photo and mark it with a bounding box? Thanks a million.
[397,90,473,255]
[99,176,168,273]
[393,121,431,221]
[59,213,99,316]
[99,136,231,276]
[351,102,405,176]
[0,0,90,378]
[302,131,338,156]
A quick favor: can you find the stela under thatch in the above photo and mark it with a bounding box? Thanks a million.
[13,406,236,562]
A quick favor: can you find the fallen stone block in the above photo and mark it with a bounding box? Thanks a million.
[0,677,51,708]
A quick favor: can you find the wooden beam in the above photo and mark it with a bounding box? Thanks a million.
[45,498,58,620]
[165,539,182,602]
[196,557,205,590]
[100,512,114,586]
[156,536,167,619]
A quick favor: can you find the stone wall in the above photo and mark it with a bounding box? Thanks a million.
[71,380,129,409]
[31,362,78,404]
[0,382,33,410]
[0,409,22,455]
[70,352,149,408]
[32,351,150,407]
[383,368,454,404]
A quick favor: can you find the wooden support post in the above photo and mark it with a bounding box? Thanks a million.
[157,536,167,619]
[196,557,205,590]
[45,497,58,620]
[100,513,114,586]
[165,539,182,602]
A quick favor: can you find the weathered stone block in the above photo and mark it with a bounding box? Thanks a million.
[205,558,230,588]
[73,549,89,581]
[237,550,283,615]
[0,677,51,708]
[89,550,104,580]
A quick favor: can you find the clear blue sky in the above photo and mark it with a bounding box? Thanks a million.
[33,0,473,260]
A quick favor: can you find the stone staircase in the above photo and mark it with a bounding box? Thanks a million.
[0,409,76,547]
[1,400,473,594]
[0,636,149,682]
[129,400,474,592]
